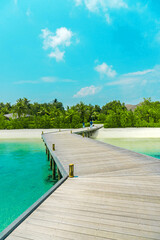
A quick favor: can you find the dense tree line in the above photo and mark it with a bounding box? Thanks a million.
[0,98,160,129]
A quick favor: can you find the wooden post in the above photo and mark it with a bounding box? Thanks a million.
[52,144,55,151]
[47,150,50,161]
[82,132,85,137]
[50,156,53,170]
[57,168,61,180]
[52,159,55,180]
[46,145,47,154]
[70,130,72,134]
[59,129,61,132]
[69,164,74,178]
[42,131,43,135]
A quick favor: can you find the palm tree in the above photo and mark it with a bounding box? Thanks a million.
[75,102,86,122]
[13,98,30,117]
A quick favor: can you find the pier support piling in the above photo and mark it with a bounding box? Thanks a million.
[52,159,56,180]
[50,156,53,170]
[57,168,61,181]
[69,164,74,178]
[45,145,47,154]
[47,151,50,161]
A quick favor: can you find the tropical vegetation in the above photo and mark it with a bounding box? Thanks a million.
[0,98,160,129]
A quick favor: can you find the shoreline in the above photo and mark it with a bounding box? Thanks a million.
[92,127,160,138]
[0,129,60,139]
[0,127,160,139]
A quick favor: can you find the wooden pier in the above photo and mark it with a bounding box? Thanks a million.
[5,127,160,240]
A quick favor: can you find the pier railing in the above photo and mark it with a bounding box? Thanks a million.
[75,125,103,137]
[42,134,68,181]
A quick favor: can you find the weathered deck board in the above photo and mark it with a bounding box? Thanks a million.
[6,129,160,240]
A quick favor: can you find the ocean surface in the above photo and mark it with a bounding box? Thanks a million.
[0,139,56,232]
[95,138,160,160]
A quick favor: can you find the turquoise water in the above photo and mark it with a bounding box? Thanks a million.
[95,138,160,159]
[0,139,56,232]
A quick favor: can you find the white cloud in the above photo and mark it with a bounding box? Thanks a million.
[43,27,73,49]
[95,62,117,78]
[26,8,31,17]
[41,76,75,83]
[74,0,82,6]
[84,0,128,12]
[73,85,101,98]
[74,0,128,23]
[41,77,57,83]
[123,69,154,77]
[14,76,75,85]
[107,66,160,86]
[41,27,76,61]
[84,0,99,12]
[48,48,65,62]
[41,28,51,40]
[107,77,138,86]
[105,0,128,9]
[105,13,111,24]
[14,80,39,84]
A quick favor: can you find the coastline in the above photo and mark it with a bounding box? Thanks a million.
[0,127,160,139]
[0,129,59,139]
[92,127,160,138]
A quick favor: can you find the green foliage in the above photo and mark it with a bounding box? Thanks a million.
[103,101,128,128]
[133,98,160,127]
[104,98,160,128]
[102,100,126,115]
[13,98,31,117]
[0,97,160,129]
[0,114,6,129]
[98,113,106,123]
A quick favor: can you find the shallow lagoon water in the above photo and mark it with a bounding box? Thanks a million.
[0,139,56,232]
[95,138,160,159]
[1,136,160,232]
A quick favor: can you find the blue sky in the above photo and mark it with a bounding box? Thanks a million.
[0,0,160,106]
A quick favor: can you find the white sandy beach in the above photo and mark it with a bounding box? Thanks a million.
[0,127,160,139]
[0,129,60,139]
[92,127,160,138]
